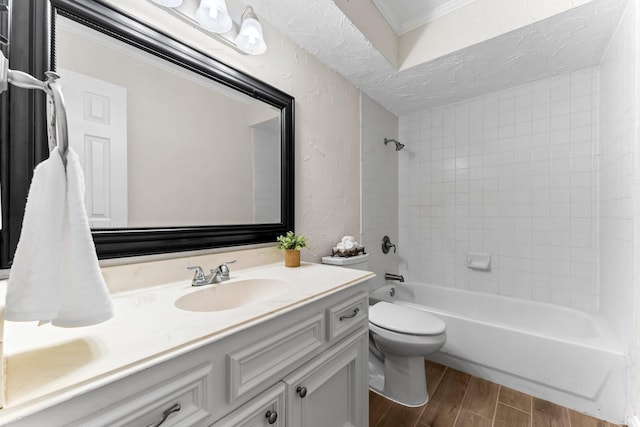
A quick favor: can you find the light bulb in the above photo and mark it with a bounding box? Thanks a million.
[150,0,183,6]
[235,7,266,55]
[195,0,233,33]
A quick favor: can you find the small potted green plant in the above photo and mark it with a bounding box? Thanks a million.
[276,231,308,267]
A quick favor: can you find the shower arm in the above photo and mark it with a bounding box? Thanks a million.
[384,138,405,151]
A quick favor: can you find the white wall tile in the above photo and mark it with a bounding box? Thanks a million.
[597,0,637,351]
[399,67,600,309]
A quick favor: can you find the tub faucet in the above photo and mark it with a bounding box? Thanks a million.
[385,273,404,282]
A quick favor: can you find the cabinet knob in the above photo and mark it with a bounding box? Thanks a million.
[296,386,307,398]
[265,410,278,424]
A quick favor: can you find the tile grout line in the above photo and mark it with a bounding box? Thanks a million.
[375,397,393,427]
[530,394,533,427]
[413,365,449,427]
[491,385,501,427]
[500,401,533,414]
[451,373,473,427]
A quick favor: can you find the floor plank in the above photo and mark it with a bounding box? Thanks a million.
[494,402,531,427]
[460,376,499,419]
[533,398,570,427]
[418,368,471,427]
[498,386,532,412]
[568,409,609,427]
[375,401,424,427]
[369,390,392,427]
[368,361,617,427]
[425,360,447,396]
[453,409,492,427]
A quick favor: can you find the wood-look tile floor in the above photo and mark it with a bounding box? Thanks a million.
[369,361,624,427]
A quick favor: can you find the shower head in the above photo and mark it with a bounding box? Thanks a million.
[384,138,405,151]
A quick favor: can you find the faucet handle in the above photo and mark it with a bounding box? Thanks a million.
[219,260,237,273]
[185,266,207,286]
[208,260,237,284]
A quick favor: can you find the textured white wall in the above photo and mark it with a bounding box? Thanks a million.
[361,94,399,290]
[398,68,600,311]
[100,0,362,261]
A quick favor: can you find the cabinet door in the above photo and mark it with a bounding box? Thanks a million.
[284,330,367,427]
[211,382,285,427]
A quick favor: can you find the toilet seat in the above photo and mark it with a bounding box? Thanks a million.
[369,302,445,336]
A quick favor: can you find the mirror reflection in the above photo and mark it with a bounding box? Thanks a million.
[55,15,282,229]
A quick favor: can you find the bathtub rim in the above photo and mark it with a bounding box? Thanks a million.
[371,282,625,354]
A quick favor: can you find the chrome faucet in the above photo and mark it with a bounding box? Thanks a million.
[185,266,208,286]
[185,260,237,286]
[209,260,237,283]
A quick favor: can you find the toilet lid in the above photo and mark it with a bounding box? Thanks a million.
[369,302,446,336]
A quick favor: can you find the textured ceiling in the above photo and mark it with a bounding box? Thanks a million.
[371,0,477,34]
[245,0,627,117]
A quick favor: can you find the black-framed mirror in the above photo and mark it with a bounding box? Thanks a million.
[0,0,294,268]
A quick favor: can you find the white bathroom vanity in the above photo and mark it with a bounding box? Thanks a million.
[0,262,373,426]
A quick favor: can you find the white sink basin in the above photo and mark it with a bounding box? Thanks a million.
[175,278,292,312]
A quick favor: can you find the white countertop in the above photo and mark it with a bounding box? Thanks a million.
[0,262,374,423]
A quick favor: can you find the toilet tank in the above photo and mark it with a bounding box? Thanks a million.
[321,253,369,270]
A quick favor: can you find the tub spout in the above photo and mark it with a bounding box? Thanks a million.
[385,273,404,282]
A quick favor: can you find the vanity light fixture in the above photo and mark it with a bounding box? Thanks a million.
[235,6,267,55]
[149,0,267,55]
[195,0,233,33]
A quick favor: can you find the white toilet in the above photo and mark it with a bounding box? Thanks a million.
[368,300,446,406]
[321,254,447,407]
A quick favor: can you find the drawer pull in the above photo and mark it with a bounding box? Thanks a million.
[297,386,308,398]
[265,410,278,424]
[339,307,360,321]
[147,403,181,427]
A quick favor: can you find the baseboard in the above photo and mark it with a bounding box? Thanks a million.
[627,415,640,427]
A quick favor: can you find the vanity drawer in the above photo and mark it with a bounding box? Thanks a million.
[212,382,285,427]
[326,292,368,343]
[227,313,324,402]
[68,362,214,427]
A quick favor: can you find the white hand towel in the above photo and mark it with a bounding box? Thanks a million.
[54,149,113,326]
[341,236,355,244]
[6,148,114,327]
[5,148,66,321]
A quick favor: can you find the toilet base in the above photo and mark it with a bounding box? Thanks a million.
[368,354,429,407]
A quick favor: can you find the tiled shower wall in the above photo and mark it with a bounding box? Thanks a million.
[361,94,399,289]
[398,68,600,311]
[598,0,636,351]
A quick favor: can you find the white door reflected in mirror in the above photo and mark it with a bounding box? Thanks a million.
[61,68,128,228]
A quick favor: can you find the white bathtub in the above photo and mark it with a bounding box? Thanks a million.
[370,283,629,423]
